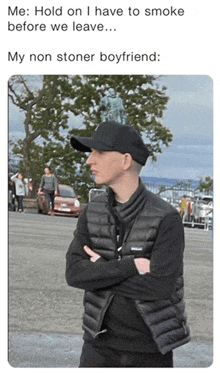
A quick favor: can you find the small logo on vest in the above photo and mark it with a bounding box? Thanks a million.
[131,247,143,251]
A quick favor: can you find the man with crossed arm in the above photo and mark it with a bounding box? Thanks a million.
[66,121,190,367]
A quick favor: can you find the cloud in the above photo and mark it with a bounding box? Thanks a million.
[144,134,213,180]
[162,75,213,109]
[161,75,213,139]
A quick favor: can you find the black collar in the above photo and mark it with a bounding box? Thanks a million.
[107,179,147,224]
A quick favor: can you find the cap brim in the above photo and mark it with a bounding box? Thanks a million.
[70,136,92,152]
[70,136,115,152]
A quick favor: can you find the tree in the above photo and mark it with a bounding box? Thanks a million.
[157,180,194,195]
[199,176,213,194]
[8,75,73,193]
[68,75,172,160]
[8,139,19,174]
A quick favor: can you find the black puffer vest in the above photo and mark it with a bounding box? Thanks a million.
[82,182,190,354]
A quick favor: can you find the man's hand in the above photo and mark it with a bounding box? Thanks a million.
[84,245,101,262]
[134,258,150,275]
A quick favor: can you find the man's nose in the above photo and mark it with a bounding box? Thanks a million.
[86,153,94,165]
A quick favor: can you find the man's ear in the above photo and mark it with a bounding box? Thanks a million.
[122,153,133,170]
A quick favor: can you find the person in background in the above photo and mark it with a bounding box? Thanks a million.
[38,167,58,215]
[10,172,25,212]
[66,121,190,368]
[180,195,187,221]
[8,177,16,211]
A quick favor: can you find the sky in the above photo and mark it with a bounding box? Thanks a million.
[142,75,213,180]
[8,75,213,181]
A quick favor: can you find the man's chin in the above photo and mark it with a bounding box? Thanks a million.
[94,176,108,186]
[95,177,104,185]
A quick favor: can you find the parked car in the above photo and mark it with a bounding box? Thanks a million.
[37,184,81,217]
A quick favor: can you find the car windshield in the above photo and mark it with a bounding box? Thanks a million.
[59,187,76,198]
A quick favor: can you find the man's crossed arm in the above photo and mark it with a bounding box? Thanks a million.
[83,245,150,275]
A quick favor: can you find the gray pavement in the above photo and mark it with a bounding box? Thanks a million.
[9,332,213,368]
[8,211,213,368]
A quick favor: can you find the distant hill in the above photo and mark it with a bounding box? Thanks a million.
[141,176,200,189]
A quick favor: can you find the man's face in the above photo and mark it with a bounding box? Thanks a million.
[86,149,125,186]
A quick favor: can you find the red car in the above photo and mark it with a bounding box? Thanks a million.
[37,184,82,217]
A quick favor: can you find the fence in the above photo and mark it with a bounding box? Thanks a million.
[143,182,213,231]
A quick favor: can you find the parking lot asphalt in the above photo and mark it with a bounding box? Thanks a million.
[8,211,213,368]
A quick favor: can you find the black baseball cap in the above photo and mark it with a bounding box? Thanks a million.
[70,121,150,166]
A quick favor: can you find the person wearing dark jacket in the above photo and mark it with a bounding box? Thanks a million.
[38,167,58,215]
[66,121,190,367]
